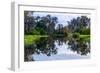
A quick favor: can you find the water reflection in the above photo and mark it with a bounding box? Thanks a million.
[68,38,90,55]
[24,36,90,61]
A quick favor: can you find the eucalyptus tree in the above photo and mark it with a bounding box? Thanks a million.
[67,16,90,33]
[24,11,37,34]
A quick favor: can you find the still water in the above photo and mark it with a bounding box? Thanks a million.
[24,36,90,61]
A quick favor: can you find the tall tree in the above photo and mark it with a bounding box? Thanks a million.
[67,16,90,33]
[24,11,36,34]
[36,15,58,35]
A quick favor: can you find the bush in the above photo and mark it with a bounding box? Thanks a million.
[72,33,79,39]
[31,29,40,35]
[64,32,68,37]
[39,28,47,35]
[35,27,47,35]
[79,28,90,35]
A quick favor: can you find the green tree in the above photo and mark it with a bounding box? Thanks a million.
[24,11,36,34]
[36,15,58,35]
[67,16,90,33]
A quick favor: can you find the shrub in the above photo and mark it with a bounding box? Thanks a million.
[31,29,40,35]
[79,28,90,35]
[72,33,79,39]
[64,32,68,37]
[39,28,47,35]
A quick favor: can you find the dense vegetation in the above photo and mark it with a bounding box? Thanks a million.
[24,11,90,46]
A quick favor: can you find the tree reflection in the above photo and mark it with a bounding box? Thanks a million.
[24,37,58,61]
[24,36,90,61]
[35,37,58,56]
[68,38,90,55]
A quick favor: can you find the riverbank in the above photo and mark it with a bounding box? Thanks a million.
[79,35,90,42]
[24,35,48,45]
[24,34,90,46]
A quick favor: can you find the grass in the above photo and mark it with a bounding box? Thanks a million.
[79,35,90,38]
[79,35,90,42]
[67,32,90,42]
[24,35,48,46]
[24,34,90,46]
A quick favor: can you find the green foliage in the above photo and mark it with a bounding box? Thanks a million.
[24,11,90,44]
[28,28,48,35]
[72,33,80,39]
[24,35,48,46]
[79,28,90,35]
[79,35,90,42]
[24,35,39,46]
[64,32,68,37]
[38,28,47,35]
[67,16,90,33]
[30,29,40,35]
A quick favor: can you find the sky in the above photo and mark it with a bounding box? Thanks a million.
[32,11,90,27]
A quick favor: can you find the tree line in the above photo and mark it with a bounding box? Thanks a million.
[24,11,90,37]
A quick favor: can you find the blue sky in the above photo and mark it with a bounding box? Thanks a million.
[33,12,90,27]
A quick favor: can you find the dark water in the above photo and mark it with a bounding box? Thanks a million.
[24,36,90,61]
